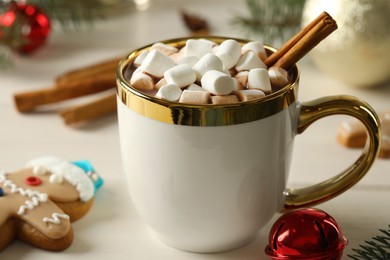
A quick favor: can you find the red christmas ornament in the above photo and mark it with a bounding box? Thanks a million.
[265,208,347,260]
[0,1,51,54]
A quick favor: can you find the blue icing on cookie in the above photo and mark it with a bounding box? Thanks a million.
[0,187,4,197]
[71,160,103,193]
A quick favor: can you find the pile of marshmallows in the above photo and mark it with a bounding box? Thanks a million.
[130,39,290,105]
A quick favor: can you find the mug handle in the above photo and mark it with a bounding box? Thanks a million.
[283,95,381,210]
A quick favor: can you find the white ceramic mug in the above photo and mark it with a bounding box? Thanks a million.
[116,37,380,253]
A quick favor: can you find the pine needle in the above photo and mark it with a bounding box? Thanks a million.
[232,0,306,46]
[0,47,12,69]
[27,0,107,28]
[348,226,390,259]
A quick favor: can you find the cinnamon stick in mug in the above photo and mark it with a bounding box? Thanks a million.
[265,12,337,69]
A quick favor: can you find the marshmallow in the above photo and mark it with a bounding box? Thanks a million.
[155,78,167,89]
[201,70,235,96]
[150,42,178,56]
[164,64,196,88]
[337,112,390,158]
[179,90,210,104]
[268,66,289,89]
[130,71,154,90]
[232,77,239,92]
[185,39,213,58]
[212,45,219,54]
[222,67,232,76]
[134,50,149,67]
[176,56,199,67]
[215,39,241,69]
[337,120,366,148]
[237,89,265,102]
[192,53,223,81]
[248,68,272,93]
[235,71,249,89]
[139,49,175,78]
[241,41,267,61]
[179,45,187,54]
[383,111,390,121]
[155,84,182,101]
[235,51,267,72]
[211,95,239,104]
[187,83,206,91]
[198,38,218,47]
[169,52,182,62]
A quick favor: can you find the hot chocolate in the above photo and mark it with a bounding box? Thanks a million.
[124,39,291,105]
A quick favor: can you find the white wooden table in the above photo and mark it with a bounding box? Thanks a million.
[1,1,389,259]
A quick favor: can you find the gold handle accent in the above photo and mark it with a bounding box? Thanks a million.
[283,95,381,210]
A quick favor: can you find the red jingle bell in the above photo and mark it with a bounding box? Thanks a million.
[265,208,347,260]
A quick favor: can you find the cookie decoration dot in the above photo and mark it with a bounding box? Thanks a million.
[265,208,347,260]
[25,176,42,186]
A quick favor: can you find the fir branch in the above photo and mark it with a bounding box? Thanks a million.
[0,46,12,69]
[26,0,107,28]
[232,0,305,46]
[348,226,390,259]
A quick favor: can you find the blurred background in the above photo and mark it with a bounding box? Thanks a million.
[1,0,389,87]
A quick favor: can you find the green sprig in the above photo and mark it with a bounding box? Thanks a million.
[232,0,306,46]
[26,0,108,28]
[348,226,390,259]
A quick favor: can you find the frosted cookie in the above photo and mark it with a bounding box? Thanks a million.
[337,112,390,158]
[0,156,103,251]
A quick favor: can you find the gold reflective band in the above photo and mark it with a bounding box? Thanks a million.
[116,37,299,126]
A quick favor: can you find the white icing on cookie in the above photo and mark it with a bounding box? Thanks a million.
[43,213,70,225]
[18,196,47,215]
[0,171,6,182]
[1,177,49,215]
[33,165,48,176]
[1,174,68,223]
[27,156,94,202]
[26,157,62,169]
[4,180,39,197]
[49,173,64,184]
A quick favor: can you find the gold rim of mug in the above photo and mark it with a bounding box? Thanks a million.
[116,36,300,126]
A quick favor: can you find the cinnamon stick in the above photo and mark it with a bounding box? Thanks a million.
[265,12,337,69]
[60,93,117,125]
[14,74,115,112]
[55,57,120,87]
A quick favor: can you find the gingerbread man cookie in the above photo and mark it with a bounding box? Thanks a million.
[0,156,103,251]
[337,111,390,158]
